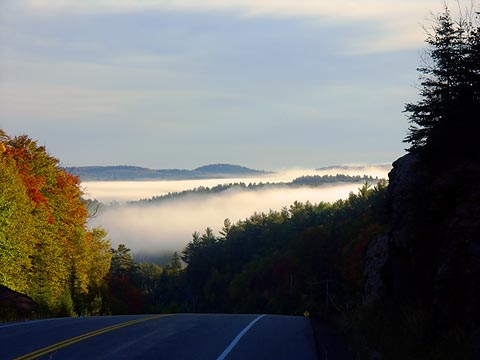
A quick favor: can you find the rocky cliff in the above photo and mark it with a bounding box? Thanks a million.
[364,152,480,356]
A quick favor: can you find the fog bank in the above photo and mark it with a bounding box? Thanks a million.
[88,182,374,257]
[82,165,390,203]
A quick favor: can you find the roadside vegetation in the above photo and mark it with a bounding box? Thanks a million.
[1,3,478,359]
[0,131,111,318]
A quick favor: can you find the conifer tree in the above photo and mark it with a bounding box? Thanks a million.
[404,6,480,158]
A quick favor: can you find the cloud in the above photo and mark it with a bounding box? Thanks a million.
[0,57,243,124]
[22,0,450,52]
[25,1,439,21]
[0,82,139,120]
[85,166,390,256]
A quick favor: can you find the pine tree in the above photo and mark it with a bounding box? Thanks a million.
[404,6,480,158]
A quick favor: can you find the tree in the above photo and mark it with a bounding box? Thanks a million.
[0,129,111,314]
[181,231,201,264]
[169,252,182,274]
[0,151,35,292]
[110,244,135,276]
[108,244,142,314]
[404,5,480,158]
[219,218,232,239]
[3,134,71,310]
[201,227,216,246]
[87,228,112,288]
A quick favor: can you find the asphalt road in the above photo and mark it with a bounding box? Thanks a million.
[0,314,318,359]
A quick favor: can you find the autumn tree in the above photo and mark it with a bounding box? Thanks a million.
[0,143,35,292]
[0,130,111,314]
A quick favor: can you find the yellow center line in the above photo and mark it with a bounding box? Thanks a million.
[15,314,171,360]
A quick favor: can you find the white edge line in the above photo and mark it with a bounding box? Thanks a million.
[0,315,150,329]
[216,314,267,360]
[0,318,60,329]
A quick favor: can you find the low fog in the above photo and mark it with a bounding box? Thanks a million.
[85,166,390,259]
[82,165,390,203]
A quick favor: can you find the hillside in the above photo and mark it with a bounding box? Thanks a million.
[65,164,269,181]
[194,163,267,175]
[316,164,390,171]
[132,174,378,205]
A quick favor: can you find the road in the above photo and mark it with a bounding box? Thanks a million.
[0,314,318,359]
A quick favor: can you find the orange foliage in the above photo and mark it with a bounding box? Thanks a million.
[1,131,110,312]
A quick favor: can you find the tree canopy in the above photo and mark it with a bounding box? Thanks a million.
[404,6,480,159]
[0,130,111,315]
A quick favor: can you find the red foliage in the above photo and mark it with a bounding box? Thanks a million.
[4,146,49,208]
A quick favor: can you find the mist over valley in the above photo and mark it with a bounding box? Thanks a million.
[84,165,390,260]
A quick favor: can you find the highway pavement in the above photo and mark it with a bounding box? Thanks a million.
[0,314,318,359]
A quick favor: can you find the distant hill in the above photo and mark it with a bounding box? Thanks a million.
[65,164,269,181]
[194,164,267,175]
[316,164,391,172]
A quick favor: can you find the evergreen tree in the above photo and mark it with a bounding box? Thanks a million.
[169,252,182,274]
[404,6,480,158]
[110,244,135,275]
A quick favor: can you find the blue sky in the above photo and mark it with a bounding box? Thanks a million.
[0,1,452,169]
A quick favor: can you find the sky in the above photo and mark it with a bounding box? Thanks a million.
[0,0,455,170]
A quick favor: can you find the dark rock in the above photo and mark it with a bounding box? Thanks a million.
[0,285,38,319]
[364,151,480,355]
[363,235,389,304]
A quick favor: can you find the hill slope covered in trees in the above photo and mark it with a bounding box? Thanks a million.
[0,131,111,317]
[65,163,268,181]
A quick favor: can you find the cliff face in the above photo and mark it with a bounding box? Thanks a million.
[365,152,480,349]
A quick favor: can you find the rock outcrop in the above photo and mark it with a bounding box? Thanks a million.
[364,152,480,352]
[0,285,38,319]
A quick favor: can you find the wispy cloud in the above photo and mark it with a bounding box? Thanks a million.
[1,1,454,168]
[23,0,449,52]
[25,1,439,21]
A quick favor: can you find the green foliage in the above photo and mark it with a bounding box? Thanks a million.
[165,181,388,314]
[0,130,111,318]
[169,252,182,274]
[57,288,76,317]
[89,295,104,316]
[404,6,480,158]
[110,244,135,276]
[105,244,191,314]
[0,155,35,292]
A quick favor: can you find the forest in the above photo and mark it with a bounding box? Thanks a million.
[0,128,385,318]
[126,174,379,205]
[1,4,479,359]
[106,180,387,315]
